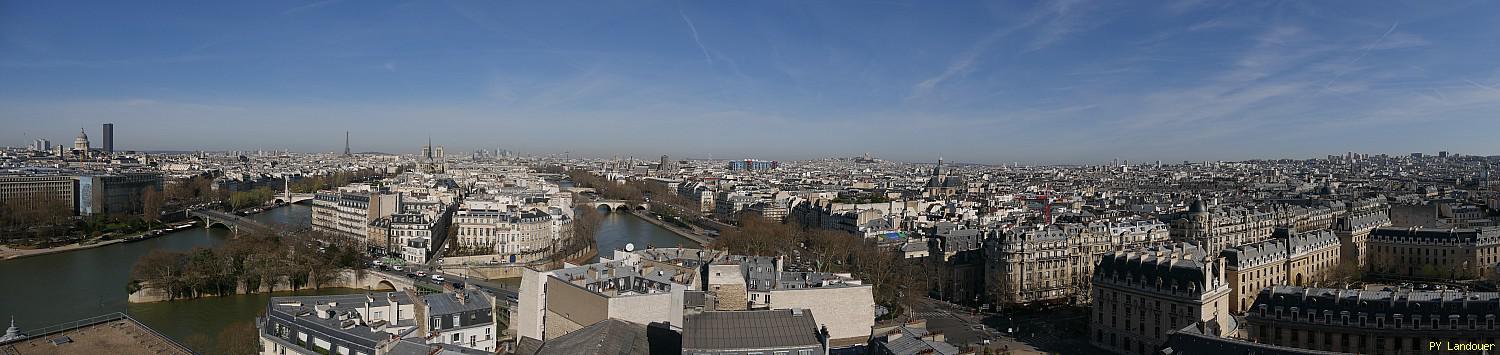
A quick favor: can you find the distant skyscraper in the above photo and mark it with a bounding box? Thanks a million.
[101,123,114,154]
[31,138,50,152]
[659,155,670,171]
[344,131,352,157]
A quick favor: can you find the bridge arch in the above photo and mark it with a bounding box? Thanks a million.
[204,219,233,230]
[596,203,614,211]
[374,280,397,291]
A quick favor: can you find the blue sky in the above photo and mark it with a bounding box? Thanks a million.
[2,0,1499,164]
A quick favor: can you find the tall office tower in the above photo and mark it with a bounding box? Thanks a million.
[102,123,114,154]
[344,131,352,156]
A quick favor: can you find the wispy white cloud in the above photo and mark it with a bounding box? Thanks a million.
[677,8,713,65]
[281,0,343,16]
[908,0,1107,101]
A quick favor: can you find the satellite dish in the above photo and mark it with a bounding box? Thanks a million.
[625,243,636,252]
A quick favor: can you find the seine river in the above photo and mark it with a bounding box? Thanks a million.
[0,203,696,351]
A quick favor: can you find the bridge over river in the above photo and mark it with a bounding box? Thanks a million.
[188,209,278,235]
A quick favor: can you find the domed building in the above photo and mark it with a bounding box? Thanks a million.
[923,157,966,198]
[72,128,91,151]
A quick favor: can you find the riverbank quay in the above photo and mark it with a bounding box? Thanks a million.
[630,210,714,245]
[127,269,407,303]
[0,221,197,261]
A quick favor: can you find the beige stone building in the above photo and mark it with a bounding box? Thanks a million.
[1220,229,1341,313]
[1367,226,1500,279]
[1090,243,1234,355]
[1332,198,1390,270]
[1171,199,1280,255]
[985,221,1170,308]
[1170,199,1349,256]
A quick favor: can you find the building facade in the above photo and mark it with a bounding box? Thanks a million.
[1332,199,1391,271]
[311,184,401,243]
[1366,226,1500,280]
[0,175,78,216]
[450,204,574,264]
[1090,243,1234,355]
[985,221,1170,308]
[1243,285,1499,354]
[1220,229,1341,313]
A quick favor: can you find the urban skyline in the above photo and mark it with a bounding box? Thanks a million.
[4,1,1500,163]
[5,2,1500,355]
[11,123,1495,166]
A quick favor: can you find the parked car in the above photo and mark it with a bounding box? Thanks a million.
[416,271,427,277]
[430,275,445,282]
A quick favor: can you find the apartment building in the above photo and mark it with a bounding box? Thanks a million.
[985,221,1170,308]
[1090,243,1234,355]
[1244,285,1499,354]
[258,290,498,355]
[312,184,401,243]
[1220,229,1341,313]
[1367,226,1500,279]
[1332,198,1391,270]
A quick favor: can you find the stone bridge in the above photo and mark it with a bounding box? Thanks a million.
[275,192,316,204]
[577,199,649,211]
[189,209,277,235]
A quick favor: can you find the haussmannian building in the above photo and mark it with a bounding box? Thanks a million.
[1243,285,1499,354]
[1220,229,1342,313]
[1090,243,1235,355]
[1366,226,1500,280]
[1171,199,1280,256]
[1170,200,1347,256]
[450,202,575,264]
[985,221,1170,308]
[1331,198,1391,271]
[312,184,402,243]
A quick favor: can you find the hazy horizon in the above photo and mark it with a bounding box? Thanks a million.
[4,1,1499,164]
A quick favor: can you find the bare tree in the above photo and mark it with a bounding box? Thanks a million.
[142,186,163,226]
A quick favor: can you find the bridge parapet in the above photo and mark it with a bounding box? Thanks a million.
[575,199,650,211]
[188,209,276,235]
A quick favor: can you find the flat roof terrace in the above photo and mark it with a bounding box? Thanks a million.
[0,313,194,355]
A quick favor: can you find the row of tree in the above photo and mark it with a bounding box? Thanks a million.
[289,168,388,193]
[2,185,165,243]
[128,230,369,300]
[227,187,278,210]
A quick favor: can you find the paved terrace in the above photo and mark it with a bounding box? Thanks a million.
[0,313,194,355]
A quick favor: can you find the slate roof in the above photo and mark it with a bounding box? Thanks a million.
[1161,323,1339,355]
[529,319,651,355]
[873,323,964,355]
[424,290,491,316]
[1251,285,1500,317]
[682,310,821,351]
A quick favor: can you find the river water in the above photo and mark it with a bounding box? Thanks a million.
[0,203,695,351]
